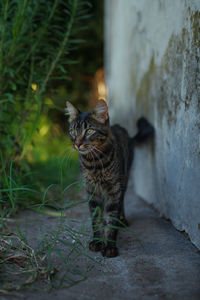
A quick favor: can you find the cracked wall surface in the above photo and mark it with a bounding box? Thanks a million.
[105,0,200,248]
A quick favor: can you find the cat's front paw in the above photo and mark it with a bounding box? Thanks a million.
[89,240,104,252]
[101,245,119,258]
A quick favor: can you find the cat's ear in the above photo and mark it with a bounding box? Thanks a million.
[66,101,79,123]
[92,99,108,123]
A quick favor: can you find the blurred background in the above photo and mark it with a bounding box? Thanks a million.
[0,0,105,217]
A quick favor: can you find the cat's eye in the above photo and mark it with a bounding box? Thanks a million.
[86,129,95,135]
[70,129,75,136]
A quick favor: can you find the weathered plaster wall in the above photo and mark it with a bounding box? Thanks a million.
[105,0,200,248]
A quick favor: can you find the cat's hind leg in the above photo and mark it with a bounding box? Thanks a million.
[119,196,129,227]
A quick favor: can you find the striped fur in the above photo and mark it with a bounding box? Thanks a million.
[66,100,154,258]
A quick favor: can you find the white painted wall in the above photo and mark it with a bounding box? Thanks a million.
[105,0,200,248]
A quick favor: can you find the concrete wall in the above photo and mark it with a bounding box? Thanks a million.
[105,0,200,249]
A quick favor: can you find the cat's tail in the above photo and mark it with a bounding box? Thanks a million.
[131,117,154,145]
[127,117,154,173]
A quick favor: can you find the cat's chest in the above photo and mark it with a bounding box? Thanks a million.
[81,167,116,190]
[82,168,106,184]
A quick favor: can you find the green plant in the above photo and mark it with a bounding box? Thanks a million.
[0,0,108,292]
[0,0,91,214]
[0,219,94,291]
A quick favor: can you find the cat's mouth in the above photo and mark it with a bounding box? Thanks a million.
[73,143,93,155]
[78,149,91,155]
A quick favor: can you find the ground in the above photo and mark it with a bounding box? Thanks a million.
[1,181,200,300]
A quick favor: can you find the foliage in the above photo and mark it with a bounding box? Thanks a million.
[0,0,92,214]
[0,0,105,292]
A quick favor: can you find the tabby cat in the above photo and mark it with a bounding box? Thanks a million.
[66,99,154,258]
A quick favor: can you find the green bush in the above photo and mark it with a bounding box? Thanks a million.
[0,0,91,215]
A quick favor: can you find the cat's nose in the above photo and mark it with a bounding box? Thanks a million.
[75,142,83,150]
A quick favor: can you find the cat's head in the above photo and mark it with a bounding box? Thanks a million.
[66,99,109,155]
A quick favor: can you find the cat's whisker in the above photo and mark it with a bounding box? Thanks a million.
[61,149,72,163]
[61,150,74,169]
[91,146,108,169]
[91,148,104,171]
[92,146,106,157]
[92,146,112,168]
[88,149,96,172]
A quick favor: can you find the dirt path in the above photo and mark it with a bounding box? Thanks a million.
[2,183,200,300]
